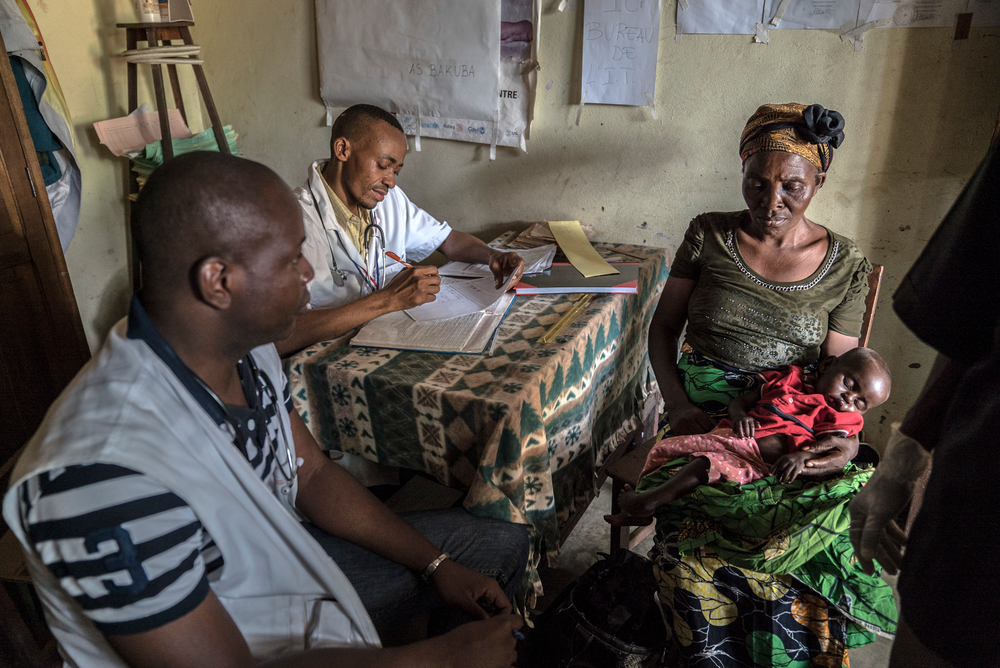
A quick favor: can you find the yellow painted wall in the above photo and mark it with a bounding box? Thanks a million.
[29,1,1000,447]
[24,0,202,349]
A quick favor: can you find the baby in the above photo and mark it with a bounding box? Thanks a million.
[605,347,891,525]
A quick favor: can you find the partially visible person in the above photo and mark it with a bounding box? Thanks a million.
[3,152,528,668]
[850,143,1000,668]
[606,348,890,525]
[279,104,524,355]
[648,102,870,474]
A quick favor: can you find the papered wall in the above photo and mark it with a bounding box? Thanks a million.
[31,0,1000,448]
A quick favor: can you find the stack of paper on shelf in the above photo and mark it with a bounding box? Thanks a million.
[94,108,193,156]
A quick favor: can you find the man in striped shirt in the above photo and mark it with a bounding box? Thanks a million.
[4,152,528,668]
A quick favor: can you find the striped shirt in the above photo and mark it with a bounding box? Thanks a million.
[15,357,294,635]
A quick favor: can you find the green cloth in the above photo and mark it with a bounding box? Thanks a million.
[678,350,759,413]
[670,211,872,373]
[131,126,241,176]
[639,460,897,644]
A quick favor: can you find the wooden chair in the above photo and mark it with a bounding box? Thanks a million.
[608,265,885,552]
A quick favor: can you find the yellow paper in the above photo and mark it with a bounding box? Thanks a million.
[548,221,620,278]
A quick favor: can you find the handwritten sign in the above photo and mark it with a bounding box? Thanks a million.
[317,0,500,125]
[582,0,661,106]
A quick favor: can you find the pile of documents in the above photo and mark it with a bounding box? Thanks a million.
[506,221,595,250]
[130,125,240,179]
[94,105,241,194]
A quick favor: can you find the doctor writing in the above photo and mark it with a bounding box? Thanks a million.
[278,105,524,355]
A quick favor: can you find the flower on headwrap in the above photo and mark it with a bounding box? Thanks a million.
[801,104,845,149]
[740,102,846,172]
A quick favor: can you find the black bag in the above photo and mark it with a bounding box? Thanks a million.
[519,550,668,668]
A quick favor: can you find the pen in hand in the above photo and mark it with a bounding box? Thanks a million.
[386,251,413,268]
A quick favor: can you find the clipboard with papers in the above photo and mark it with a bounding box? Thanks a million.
[513,263,640,295]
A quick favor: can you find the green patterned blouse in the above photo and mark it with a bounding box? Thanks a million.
[670,211,871,373]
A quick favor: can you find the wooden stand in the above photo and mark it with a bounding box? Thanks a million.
[115,21,231,288]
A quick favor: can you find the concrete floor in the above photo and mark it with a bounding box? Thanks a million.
[539,478,896,667]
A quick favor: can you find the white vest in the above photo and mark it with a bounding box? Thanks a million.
[3,320,380,667]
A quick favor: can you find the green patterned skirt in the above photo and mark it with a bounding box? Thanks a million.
[648,350,896,667]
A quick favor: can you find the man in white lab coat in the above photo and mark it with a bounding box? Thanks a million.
[4,152,528,668]
[279,104,524,355]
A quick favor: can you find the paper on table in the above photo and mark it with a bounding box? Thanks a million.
[353,292,514,353]
[548,221,619,278]
[405,274,516,322]
[438,244,557,278]
[581,0,661,106]
[357,310,481,350]
[94,110,193,156]
[678,0,765,34]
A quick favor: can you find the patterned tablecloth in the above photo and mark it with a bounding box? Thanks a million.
[286,242,669,597]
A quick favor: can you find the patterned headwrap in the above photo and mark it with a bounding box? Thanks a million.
[739,103,845,172]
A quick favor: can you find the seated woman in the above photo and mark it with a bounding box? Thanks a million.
[644,103,894,667]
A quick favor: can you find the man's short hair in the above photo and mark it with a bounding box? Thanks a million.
[331,104,404,148]
[135,151,288,293]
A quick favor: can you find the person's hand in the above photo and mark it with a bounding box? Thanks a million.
[384,266,441,310]
[733,416,758,439]
[771,452,810,483]
[796,434,859,479]
[849,424,931,576]
[488,251,524,290]
[603,485,655,526]
[429,559,511,620]
[666,401,716,435]
[424,613,523,668]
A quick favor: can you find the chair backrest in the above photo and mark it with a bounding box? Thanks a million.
[858,264,883,348]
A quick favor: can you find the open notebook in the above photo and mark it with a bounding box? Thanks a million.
[350,292,515,354]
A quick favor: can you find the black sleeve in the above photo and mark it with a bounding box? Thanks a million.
[893,144,1000,365]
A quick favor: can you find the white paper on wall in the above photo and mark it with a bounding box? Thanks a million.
[864,0,965,26]
[316,0,539,151]
[582,0,662,106]
[678,0,765,34]
[764,0,862,29]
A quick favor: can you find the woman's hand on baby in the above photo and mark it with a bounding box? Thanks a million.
[733,417,758,439]
[603,485,655,526]
[798,435,859,479]
[667,402,716,435]
[771,452,811,483]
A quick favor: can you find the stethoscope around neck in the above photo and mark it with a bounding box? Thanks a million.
[307,181,386,292]
[197,356,300,494]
